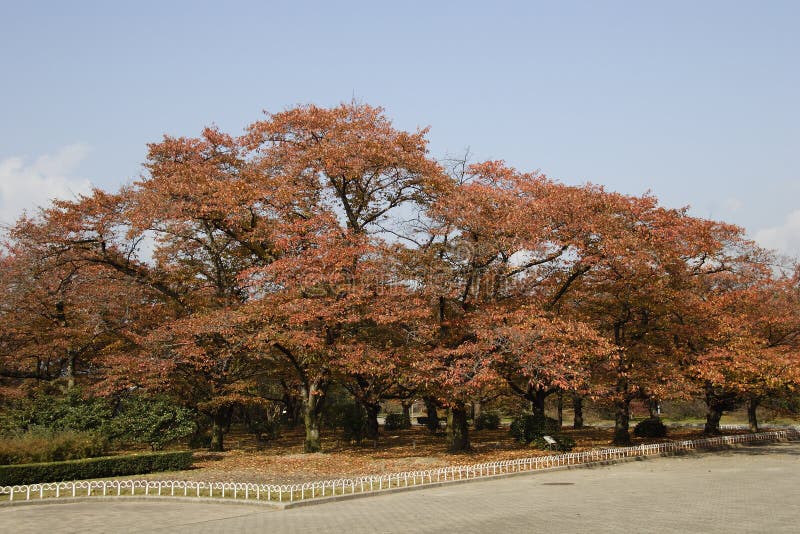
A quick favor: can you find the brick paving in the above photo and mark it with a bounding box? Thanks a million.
[3,441,798,534]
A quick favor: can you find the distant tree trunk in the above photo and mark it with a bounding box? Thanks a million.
[401,400,412,428]
[209,405,233,452]
[648,398,658,418]
[556,391,564,428]
[612,331,631,445]
[447,403,470,452]
[280,382,302,428]
[704,386,724,436]
[572,394,584,429]
[613,396,632,446]
[747,397,760,433]
[65,350,76,390]
[423,396,440,434]
[364,402,380,440]
[530,389,548,418]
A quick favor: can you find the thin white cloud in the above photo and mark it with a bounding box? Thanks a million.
[754,210,800,258]
[0,145,93,226]
[722,197,743,212]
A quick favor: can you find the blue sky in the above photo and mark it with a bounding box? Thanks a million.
[1,1,798,256]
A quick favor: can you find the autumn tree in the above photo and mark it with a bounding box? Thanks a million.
[693,271,800,433]
[0,213,161,395]
[563,194,749,444]
[239,103,448,451]
[405,160,620,451]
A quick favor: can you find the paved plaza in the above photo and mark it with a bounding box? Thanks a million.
[3,441,798,533]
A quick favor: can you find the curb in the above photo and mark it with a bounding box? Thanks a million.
[3,439,793,510]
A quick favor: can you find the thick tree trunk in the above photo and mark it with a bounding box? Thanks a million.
[572,394,584,429]
[302,379,328,453]
[747,397,760,433]
[613,397,632,445]
[303,405,322,453]
[423,396,440,434]
[704,387,724,435]
[209,406,232,452]
[447,404,470,452]
[364,402,380,440]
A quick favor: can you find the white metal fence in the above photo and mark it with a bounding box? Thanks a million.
[2,429,797,505]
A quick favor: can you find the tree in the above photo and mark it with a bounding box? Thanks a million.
[406,160,617,451]
[0,213,160,395]
[558,191,747,444]
[693,273,800,433]
[239,103,447,452]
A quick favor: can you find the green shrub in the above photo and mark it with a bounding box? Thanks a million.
[0,450,194,485]
[108,396,196,450]
[633,417,668,438]
[474,411,501,430]
[0,429,109,464]
[384,413,410,431]
[510,414,559,444]
[0,390,112,435]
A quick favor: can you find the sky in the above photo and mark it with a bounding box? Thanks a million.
[1,1,798,257]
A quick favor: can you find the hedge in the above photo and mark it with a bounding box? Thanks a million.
[0,450,193,486]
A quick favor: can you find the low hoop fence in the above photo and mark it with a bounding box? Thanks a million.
[2,429,797,505]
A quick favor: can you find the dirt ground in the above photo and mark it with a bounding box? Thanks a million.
[135,425,747,485]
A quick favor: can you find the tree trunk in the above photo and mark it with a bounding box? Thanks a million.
[447,404,470,452]
[209,406,232,452]
[747,397,760,433]
[302,379,328,453]
[280,383,302,428]
[572,394,584,429]
[65,350,76,390]
[530,389,548,418]
[612,334,631,445]
[556,391,564,428]
[704,387,724,435]
[401,400,412,428]
[613,397,632,445]
[423,396,440,434]
[364,402,380,440]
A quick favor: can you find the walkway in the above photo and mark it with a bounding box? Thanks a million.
[3,441,798,533]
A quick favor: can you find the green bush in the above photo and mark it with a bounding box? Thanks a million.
[0,390,112,435]
[509,414,559,444]
[0,429,109,464]
[474,411,501,430]
[384,413,410,431]
[0,450,194,485]
[633,417,668,438]
[108,396,196,450]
